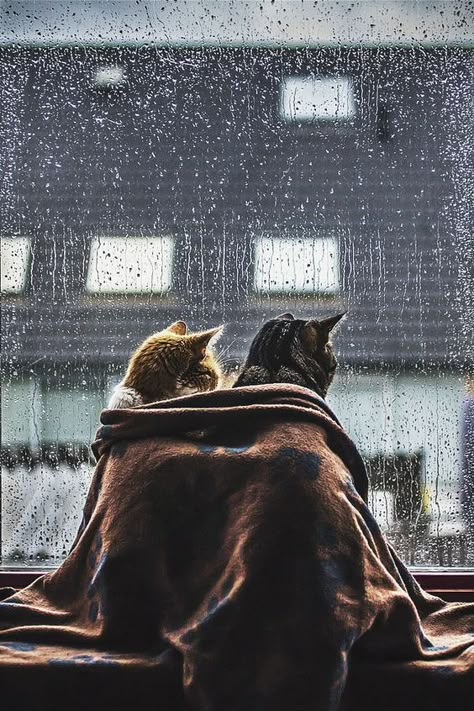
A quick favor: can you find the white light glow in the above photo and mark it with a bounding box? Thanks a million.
[280,76,355,121]
[93,65,125,88]
[254,236,340,294]
[86,235,174,294]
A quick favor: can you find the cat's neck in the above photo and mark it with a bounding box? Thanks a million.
[235,365,329,399]
[122,374,175,402]
[107,384,144,409]
[276,366,328,398]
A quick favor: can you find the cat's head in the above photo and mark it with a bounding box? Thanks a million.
[236,312,345,397]
[169,321,224,395]
[125,320,223,399]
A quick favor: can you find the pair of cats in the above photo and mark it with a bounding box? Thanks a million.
[107,312,345,409]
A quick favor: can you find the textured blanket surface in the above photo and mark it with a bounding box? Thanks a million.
[1,384,473,710]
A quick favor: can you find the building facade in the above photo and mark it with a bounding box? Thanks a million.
[1,24,473,564]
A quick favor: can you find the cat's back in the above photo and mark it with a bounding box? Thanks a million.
[234,365,272,387]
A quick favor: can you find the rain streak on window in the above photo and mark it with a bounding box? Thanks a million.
[0,1,472,568]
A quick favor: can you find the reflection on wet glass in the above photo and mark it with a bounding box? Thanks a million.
[0,1,472,568]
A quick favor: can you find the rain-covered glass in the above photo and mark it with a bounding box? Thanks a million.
[0,1,472,569]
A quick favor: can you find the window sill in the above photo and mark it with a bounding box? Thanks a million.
[0,569,473,602]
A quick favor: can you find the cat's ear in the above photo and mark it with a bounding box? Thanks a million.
[191,326,224,356]
[302,313,345,350]
[275,312,294,320]
[167,320,187,335]
[302,321,319,351]
[318,312,346,337]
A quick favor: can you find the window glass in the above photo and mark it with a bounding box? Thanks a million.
[280,76,355,122]
[1,237,30,294]
[86,235,174,294]
[254,236,339,294]
[42,389,104,444]
[93,65,126,89]
[0,1,472,569]
[1,379,36,446]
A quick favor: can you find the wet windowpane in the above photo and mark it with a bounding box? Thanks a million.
[280,76,355,122]
[93,65,126,89]
[1,237,30,294]
[254,236,339,294]
[0,1,472,569]
[86,235,174,294]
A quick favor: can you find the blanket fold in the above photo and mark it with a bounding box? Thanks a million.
[1,384,472,710]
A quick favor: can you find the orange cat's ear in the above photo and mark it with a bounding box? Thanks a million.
[167,320,187,335]
[191,326,224,357]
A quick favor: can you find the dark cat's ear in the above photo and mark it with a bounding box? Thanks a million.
[302,313,346,351]
[302,321,319,351]
[191,326,224,358]
[167,320,187,335]
[275,312,294,321]
[318,312,346,337]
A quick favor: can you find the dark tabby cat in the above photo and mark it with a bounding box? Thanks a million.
[233,312,345,398]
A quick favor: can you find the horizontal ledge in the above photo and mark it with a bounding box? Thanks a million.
[411,571,474,590]
[1,569,473,601]
[2,41,473,49]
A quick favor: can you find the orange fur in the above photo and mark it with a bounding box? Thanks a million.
[108,322,223,408]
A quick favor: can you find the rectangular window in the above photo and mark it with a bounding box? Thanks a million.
[1,7,472,578]
[0,237,30,294]
[328,374,469,566]
[2,460,93,563]
[1,380,101,564]
[254,236,339,294]
[86,235,174,294]
[280,76,355,122]
[93,65,126,89]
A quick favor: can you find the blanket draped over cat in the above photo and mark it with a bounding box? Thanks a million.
[1,385,473,710]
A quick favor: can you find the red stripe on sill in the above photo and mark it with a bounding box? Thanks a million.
[0,570,473,602]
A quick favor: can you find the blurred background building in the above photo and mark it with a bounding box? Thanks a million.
[1,1,473,566]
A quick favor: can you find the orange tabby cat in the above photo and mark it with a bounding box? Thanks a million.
[107,321,223,408]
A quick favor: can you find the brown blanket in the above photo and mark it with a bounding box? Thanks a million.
[1,384,473,710]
